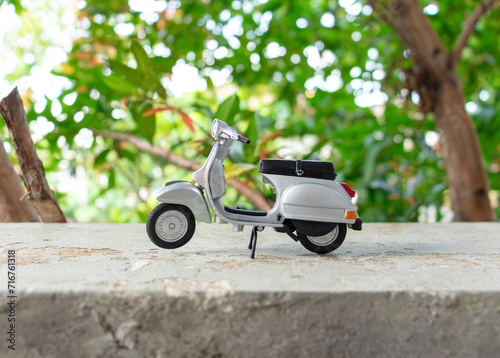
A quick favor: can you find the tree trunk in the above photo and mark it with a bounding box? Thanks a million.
[0,137,39,222]
[370,0,496,221]
[434,79,495,221]
[0,88,67,222]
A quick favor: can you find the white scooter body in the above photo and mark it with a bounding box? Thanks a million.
[148,119,362,256]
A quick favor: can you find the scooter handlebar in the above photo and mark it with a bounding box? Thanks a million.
[238,135,251,144]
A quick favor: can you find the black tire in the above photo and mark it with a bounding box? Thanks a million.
[297,223,347,254]
[146,204,196,249]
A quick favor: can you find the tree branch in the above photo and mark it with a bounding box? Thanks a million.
[0,136,40,222]
[0,88,66,222]
[93,130,272,211]
[451,0,497,68]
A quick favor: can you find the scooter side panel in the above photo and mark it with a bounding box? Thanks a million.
[209,160,226,199]
[280,182,357,224]
[153,181,211,223]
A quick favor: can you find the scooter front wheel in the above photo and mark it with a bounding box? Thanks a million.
[146,203,196,249]
[297,223,346,254]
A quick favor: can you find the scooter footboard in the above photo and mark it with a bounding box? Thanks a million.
[152,181,211,223]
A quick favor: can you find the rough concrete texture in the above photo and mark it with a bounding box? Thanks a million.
[0,222,499,357]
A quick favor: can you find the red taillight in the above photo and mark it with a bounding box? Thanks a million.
[340,182,356,198]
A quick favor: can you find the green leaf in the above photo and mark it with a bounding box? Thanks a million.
[130,41,164,94]
[2,0,24,13]
[108,60,145,89]
[362,137,393,186]
[224,163,257,180]
[94,149,111,168]
[244,114,258,163]
[131,41,151,75]
[215,94,240,126]
[108,169,116,188]
[116,147,137,162]
[140,113,156,143]
[101,74,139,95]
[130,103,155,143]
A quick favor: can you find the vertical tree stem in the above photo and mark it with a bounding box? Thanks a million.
[0,88,67,222]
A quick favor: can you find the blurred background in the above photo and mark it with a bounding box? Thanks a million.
[0,0,498,223]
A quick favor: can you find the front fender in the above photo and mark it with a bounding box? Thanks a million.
[152,181,211,223]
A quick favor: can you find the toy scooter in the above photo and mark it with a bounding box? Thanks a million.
[146,119,362,258]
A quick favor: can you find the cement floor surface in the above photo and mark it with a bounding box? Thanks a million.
[0,222,499,293]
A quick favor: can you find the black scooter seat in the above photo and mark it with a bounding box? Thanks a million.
[258,159,336,180]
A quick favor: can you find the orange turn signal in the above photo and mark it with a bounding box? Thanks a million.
[345,210,357,219]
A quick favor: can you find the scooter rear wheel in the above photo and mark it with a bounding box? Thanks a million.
[297,223,346,254]
[146,203,196,249]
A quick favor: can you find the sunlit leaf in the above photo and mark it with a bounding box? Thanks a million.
[101,74,139,95]
[138,115,156,144]
[215,94,240,126]
[224,163,257,180]
[131,103,155,143]
[108,60,145,89]
[244,114,259,163]
[108,169,116,188]
[130,41,164,95]
[131,41,152,76]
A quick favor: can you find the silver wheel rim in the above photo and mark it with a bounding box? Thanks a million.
[155,210,188,242]
[307,225,339,246]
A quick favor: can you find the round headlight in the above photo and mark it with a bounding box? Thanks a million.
[211,119,219,139]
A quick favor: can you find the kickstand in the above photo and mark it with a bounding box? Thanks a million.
[248,228,254,249]
[248,227,258,259]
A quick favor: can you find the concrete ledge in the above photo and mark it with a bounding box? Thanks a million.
[1,223,500,357]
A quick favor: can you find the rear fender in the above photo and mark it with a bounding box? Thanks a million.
[152,181,211,223]
[281,183,357,223]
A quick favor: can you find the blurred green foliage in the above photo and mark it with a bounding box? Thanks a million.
[1,0,498,222]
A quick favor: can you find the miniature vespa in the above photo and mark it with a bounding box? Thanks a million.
[146,119,362,258]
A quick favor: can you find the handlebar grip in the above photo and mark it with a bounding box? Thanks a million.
[238,135,251,144]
